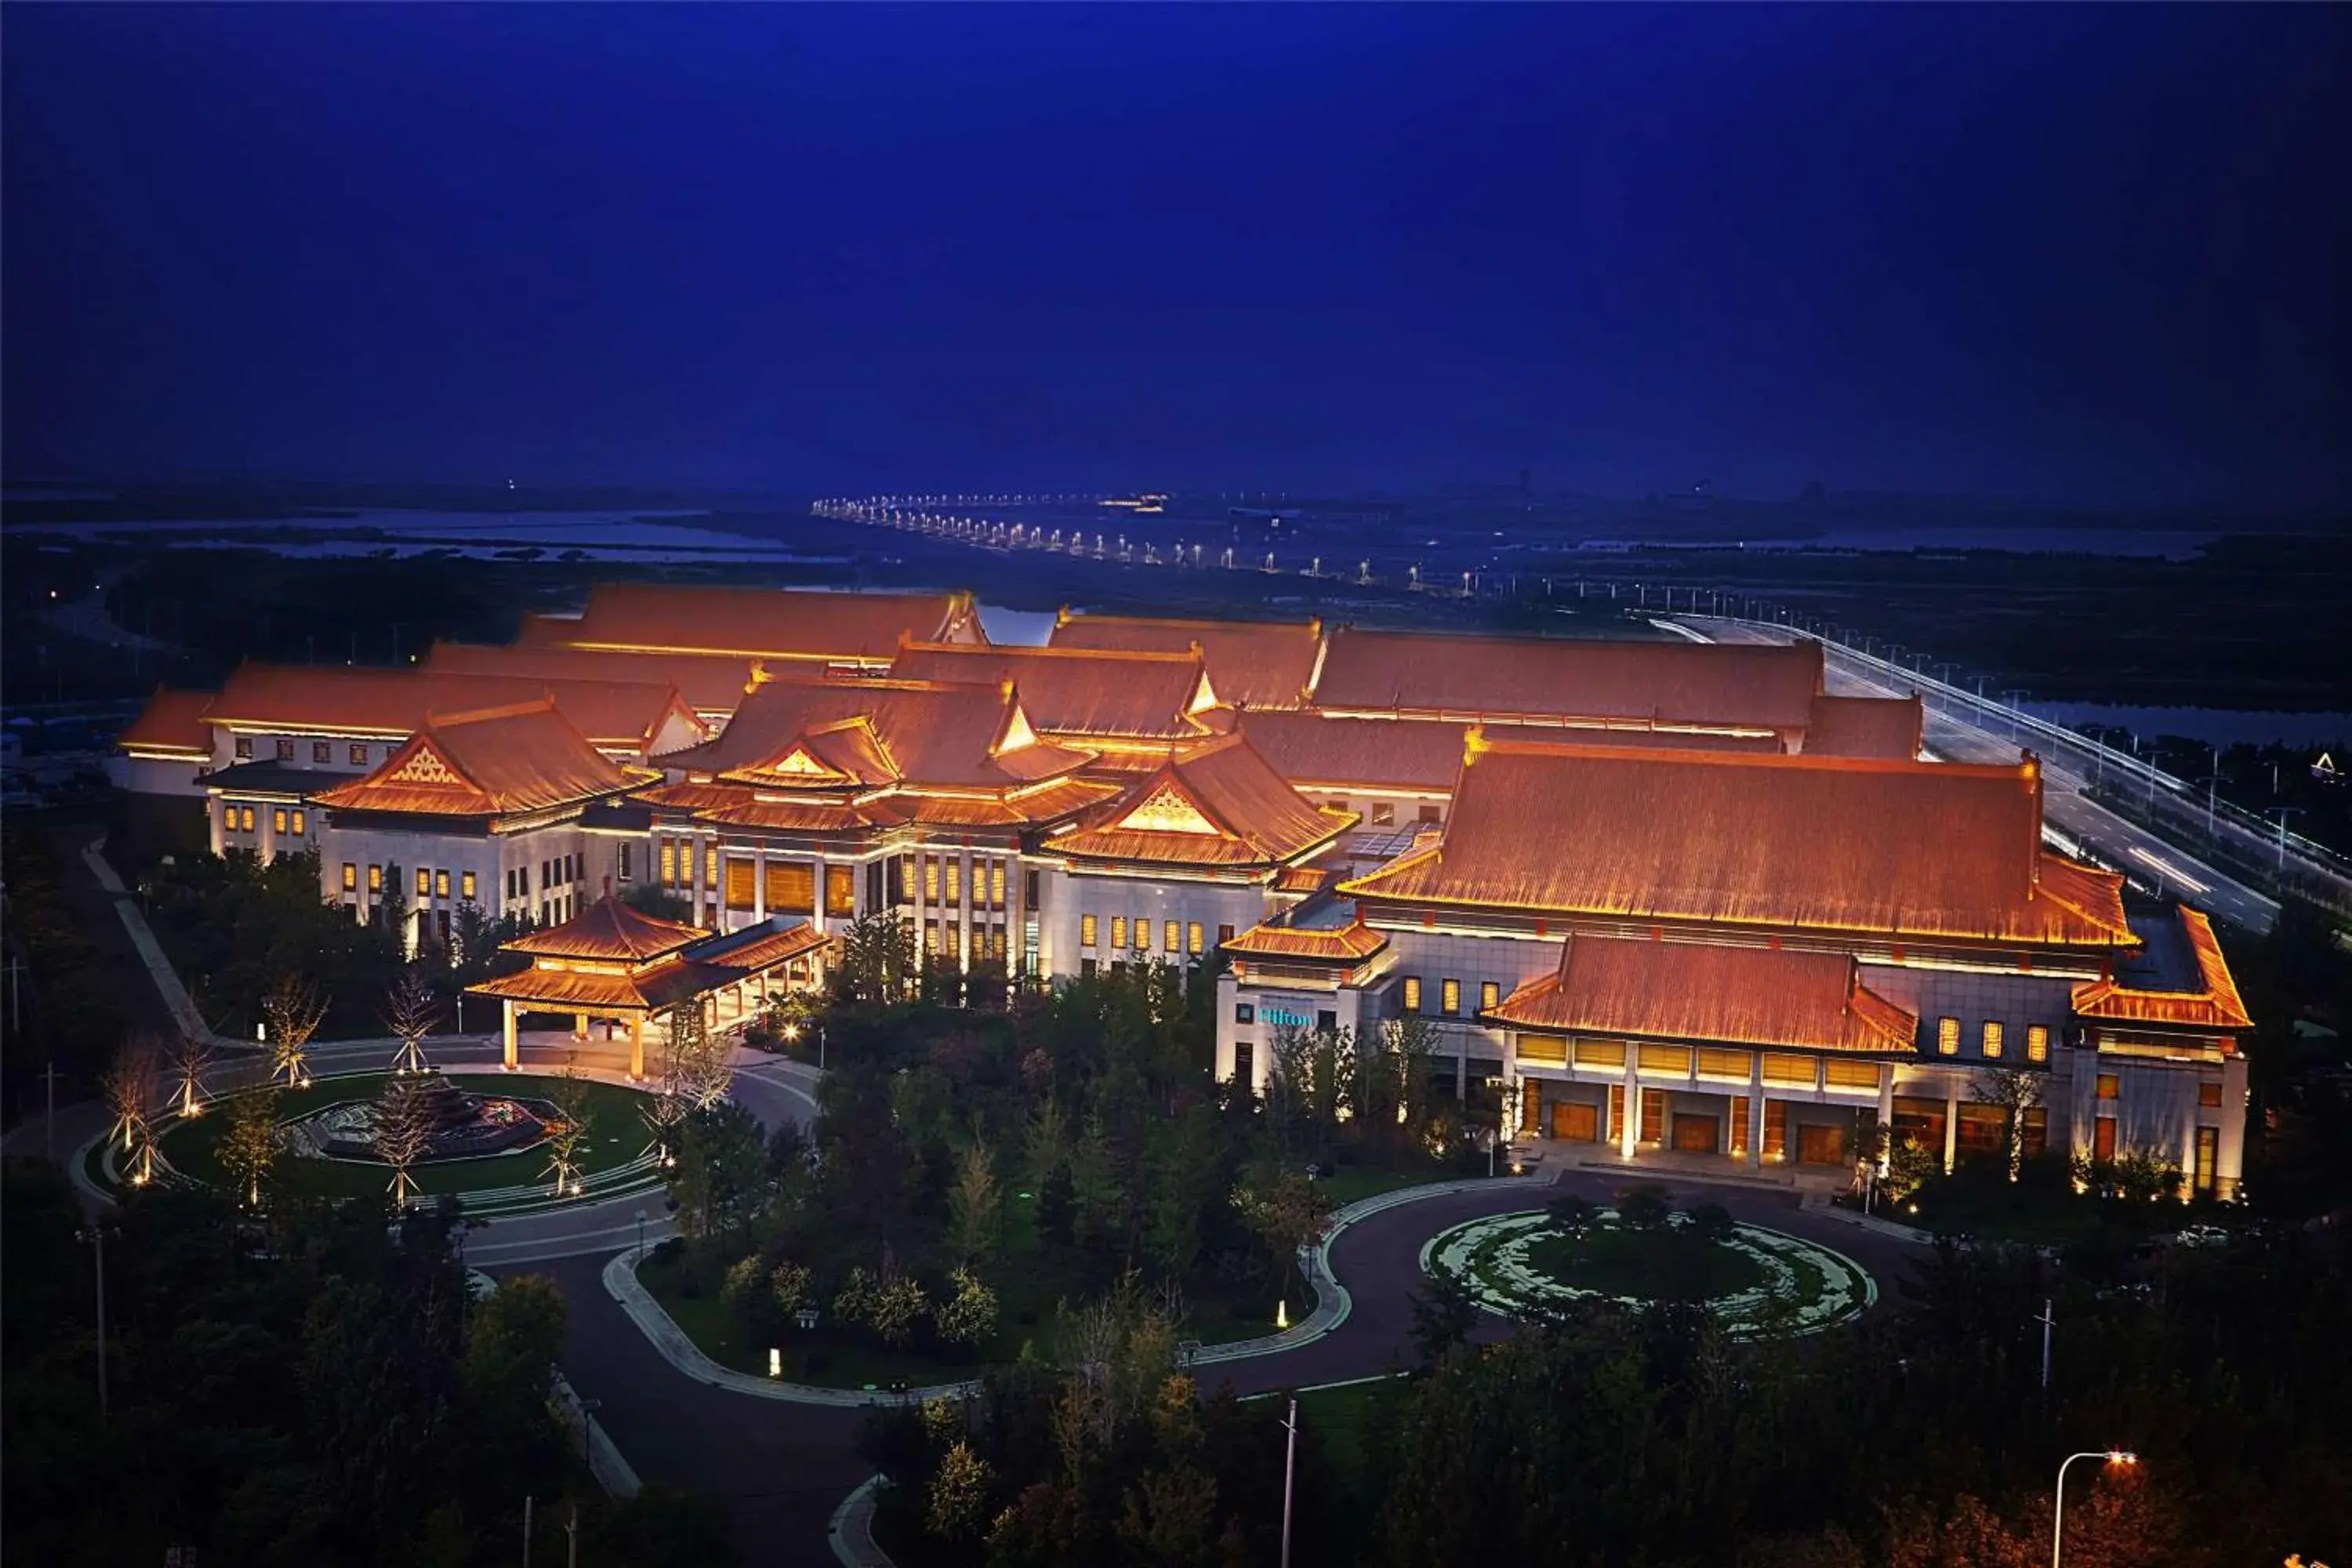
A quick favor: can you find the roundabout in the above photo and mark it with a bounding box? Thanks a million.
[106,1068,669,1218]
[1421,1203,1876,1338]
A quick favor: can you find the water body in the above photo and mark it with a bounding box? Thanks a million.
[12,506,839,564]
[2027,702,2350,750]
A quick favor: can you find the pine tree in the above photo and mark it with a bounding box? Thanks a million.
[1036,1158,1076,1247]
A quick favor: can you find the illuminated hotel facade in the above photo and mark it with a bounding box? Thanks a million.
[117,585,2250,1194]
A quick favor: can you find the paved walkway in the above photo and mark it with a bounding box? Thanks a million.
[80,833,216,1043]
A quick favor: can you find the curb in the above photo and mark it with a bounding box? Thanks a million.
[829,1475,894,1567]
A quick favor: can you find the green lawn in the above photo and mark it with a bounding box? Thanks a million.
[1293,1377,1402,1486]
[154,1072,652,1203]
[642,1189,1296,1389]
[1315,1163,1465,1210]
[1521,1225,1765,1301]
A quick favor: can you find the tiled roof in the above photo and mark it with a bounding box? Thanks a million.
[1309,627,1821,731]
[889,642,1221,742]
[1341,738,2135,948]
[506,893,708,960]
[424,641,760,716]
[310,699,651,818]
[1224,920,1388,963]
[2072,908,2252,1031]
[680,919,832,974]
[531,584,980,662]
[118,688,217,757]
[1049,611,1323,710]
[1486,935,1918,1054]
[201,662,701,753]
[667,674,1094,791]
[1049,734,1355,868]
[1238,711,1780,793]
[1804,694,1924,760]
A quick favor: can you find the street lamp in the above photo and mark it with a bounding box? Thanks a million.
[2053,1450,2135,1567]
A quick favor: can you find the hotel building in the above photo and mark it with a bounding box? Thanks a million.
[117,585,2251,1192]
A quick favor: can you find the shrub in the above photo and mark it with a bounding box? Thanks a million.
[1616,1184,1672,1230]
[1683,1202,1737,1243]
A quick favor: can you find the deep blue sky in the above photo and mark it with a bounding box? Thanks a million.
[6,5,2347,510]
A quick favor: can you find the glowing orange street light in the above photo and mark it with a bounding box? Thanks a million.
[2053,1450,2135,1567]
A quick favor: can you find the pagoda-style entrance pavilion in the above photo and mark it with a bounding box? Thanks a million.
[467,894,832,1078]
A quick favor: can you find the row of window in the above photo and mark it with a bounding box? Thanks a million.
[235,737,375,767]
[510,854,580,904]
[1077,914,1226,956]
[1322,800,1443,829]
[223,804,307,837]
[1933,1017,2051,1062]
[336,862,477,903]
[901,855,1012,909]
[1399,975,1501,1016]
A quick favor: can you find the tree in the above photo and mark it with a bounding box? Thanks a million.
[1970,1065,2046,1181]
[937,1266,1000,1346]
[373,1074,440,1206]
[672,1102,768,1240]
[165,1028,217,1120]
[218,1086,282,1205]
[868,1261,928,1348]
[385,965,444,1076]
[1036,1158,1077,1247]
[1231,1170,1334,1301]
[1684,1201,1737,1243]
[1407,1271,1480,1366]
[1615,1183,1672,1229]
[927,1440,992,1541]
[659,1002,732,1110]
[538,1069,593,1198]
[102,1034,163,1163]
[769,1260,814,1318]
[836,909,916,1004]
[263,974,329,1088]
[1022,1098,1073,1189]
[1546,1194,1600,1237]
[949,1138,1003,1265]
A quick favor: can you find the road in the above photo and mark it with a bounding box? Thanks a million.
[1676,617,2283,932]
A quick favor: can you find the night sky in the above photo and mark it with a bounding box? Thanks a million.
[5,5,2347,510]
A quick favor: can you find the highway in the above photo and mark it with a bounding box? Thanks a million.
[1671,617,2285,934]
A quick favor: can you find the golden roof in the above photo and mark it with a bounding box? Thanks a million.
[311,699,652,818]
[1486,935,1918,1054]
[1050,734,1356,869]
[1223,920,1388,963]
[200,661,700,753]
[889,641,1221,742]
[1309,627,1822,731]
[424,640,760,715]
[1049,610,1323,710]
[118,688,216,757]
[527,584,980,662]
[1804,694,1925,760]
[2072,909,2252,1030]
[1341,737,2134,948]
[505,894,709,961]
[1238,710,1780,793]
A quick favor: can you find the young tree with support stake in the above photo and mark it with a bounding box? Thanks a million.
[262,974,328,1089]
[372,1073,438,1206]
[383,965,442,1076]
[102,1034,162,1160]
[164,1028,216,1120]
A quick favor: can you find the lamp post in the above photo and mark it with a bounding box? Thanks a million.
[75,1223,118,1422]
[2053,1450,2135,1567]
[1279,1395,1300,1568]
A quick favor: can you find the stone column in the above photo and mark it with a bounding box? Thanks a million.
[573,1012,589,1042]
[753,845,767,924]
[1875,1069,1897,1174]
[503,1000,518,1070]
[1746,1088,1766,1169]
[959,848,976,972]
[1942,1075,1961,1174]
[812,852,827,926]
[1621,1056,1641,1159]
[689,831,706,922]
[628,1014,645,1080]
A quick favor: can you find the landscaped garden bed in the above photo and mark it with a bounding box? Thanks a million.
[1423,1199,1875,1337]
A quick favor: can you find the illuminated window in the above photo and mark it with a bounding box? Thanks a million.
[416,867,431,896]
[274,808,288,835]
[1480,980,1500,1011]
[1403,976,1422,1012]
[1188,921,1204,956]
[342,862,358,891]
[1081,914,1098,947]
[2093,1116,2117,1160]
[1370,803,1395,826]
[368,864,383,892]
[2026,1025,2049,1063]
[290,810,305,837]
[1111,917,1127,951]
[276,739,296,761]
[945,859,962,906]
[925,857,941,902]
[435,870,451,900]
[241,807,256,833]
[899,858,916,900]
[2096,1073,2119,1101]
[350,743,368,766]
[990,862,1006,908]
[705,845,718,886]
[1936,1017,1960,1056]
[313,742,332,764]
[461,871,476,902]
[234,736,253,760]
[1166,920,1181,953]
[1441,978,1461,1014]
[1981,1021,2004,1059]
[2198,1081,2222,1109]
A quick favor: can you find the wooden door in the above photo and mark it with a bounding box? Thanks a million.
[1671,1113,1719,1154]
[1552,1100,1599,1142]
[1797,1123,1846,1166]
